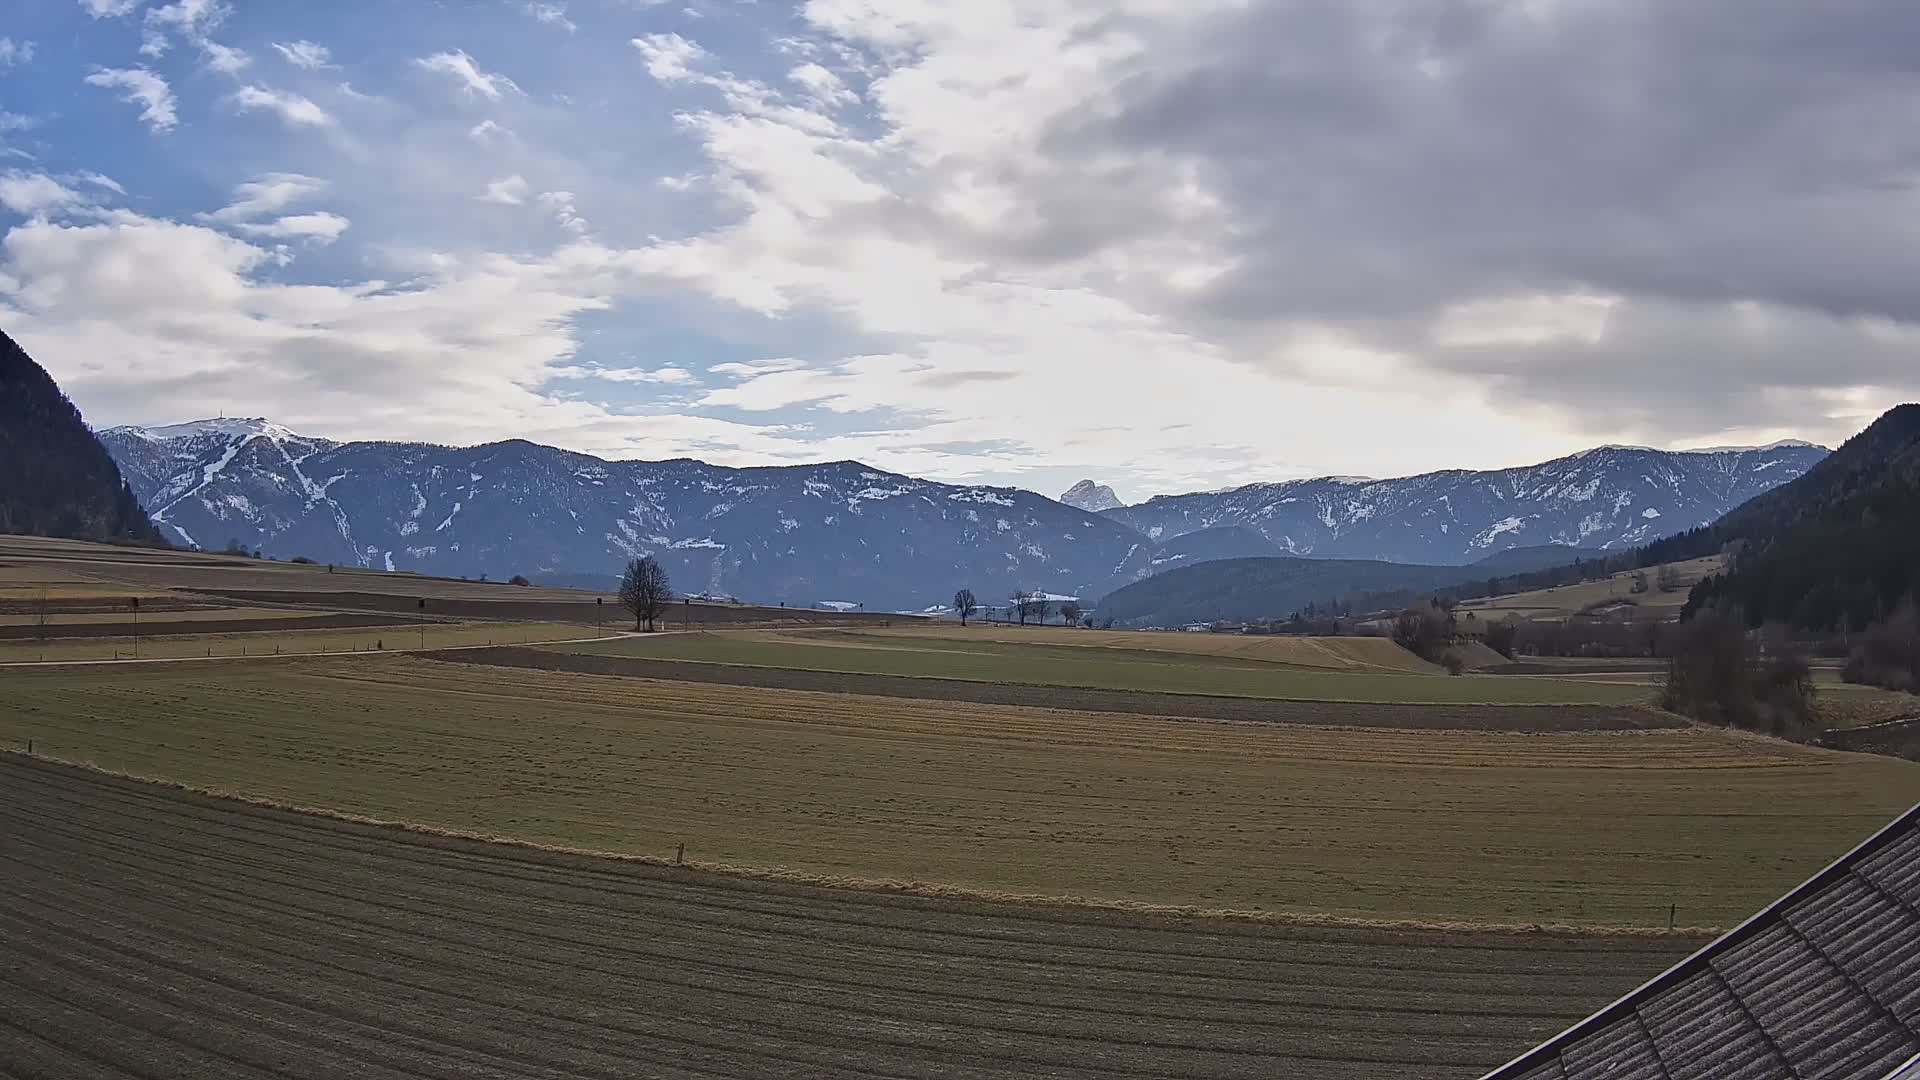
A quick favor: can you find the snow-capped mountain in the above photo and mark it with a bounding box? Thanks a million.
[1102,442,1829,564]
[1059,480,1123,513]
[99,420,1826,607]
[103,421,1211,608]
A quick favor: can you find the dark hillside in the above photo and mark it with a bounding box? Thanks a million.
[0,328,161,544]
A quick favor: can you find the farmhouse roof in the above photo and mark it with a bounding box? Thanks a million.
[1485,802,1920,1080]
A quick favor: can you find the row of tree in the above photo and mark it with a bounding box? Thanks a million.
[951,588,1089,627]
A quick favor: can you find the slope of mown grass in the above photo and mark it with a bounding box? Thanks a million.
[4,655,1914,928]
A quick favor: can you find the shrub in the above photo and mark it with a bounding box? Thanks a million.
[1439,649,1465,676]
[509,574,532,587]
[1661,603,1819,741]
[1843,603,1920,693]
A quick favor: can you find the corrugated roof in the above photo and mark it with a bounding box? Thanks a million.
[1485,804,1920,1080]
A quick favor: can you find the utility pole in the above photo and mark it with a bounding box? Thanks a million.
[130,596,140,659]
[417,597,426,650]
[596,596,604,638]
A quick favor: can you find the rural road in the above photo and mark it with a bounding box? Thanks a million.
[0,756,1690,1079]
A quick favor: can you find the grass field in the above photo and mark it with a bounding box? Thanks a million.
[0,621,597,662]
[0,757,1700,1079]
[878,624,1449,671]
[1458,555,1725,621]
[544,629,1656,705]
[5,655,1914,928]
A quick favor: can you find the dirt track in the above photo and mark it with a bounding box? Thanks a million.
[438,647,1684,731]
[0,756,1693,1079]
[0,612,414,640]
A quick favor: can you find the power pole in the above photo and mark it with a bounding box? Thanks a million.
[130,596,140,659]
[417,597,426,650]
[596,596,604,638]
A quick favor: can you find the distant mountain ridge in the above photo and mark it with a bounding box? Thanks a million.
[1102,442,1828,564]
[0,329,160,545]
[101,418,1825,609]
[1059,480,1123,513]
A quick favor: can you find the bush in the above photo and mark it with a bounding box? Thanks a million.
[1438,649,1465,676]
[1661,603,1819,740]
[509,574,532,587]
[290,555,315,565]
[1843,603,1920,693]
[1391,606,1453,661]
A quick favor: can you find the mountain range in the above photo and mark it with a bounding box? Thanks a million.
[99,417,1826,610]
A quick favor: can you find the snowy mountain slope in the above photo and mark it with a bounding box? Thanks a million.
[1101,443,1827,565]
[101,420,1825,607]
[1059,480,1123,513]
[103,423,1184,608]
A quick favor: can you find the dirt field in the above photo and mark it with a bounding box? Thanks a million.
[542,630,1655,705]
[0,621,590,662]
[5,655,1914,927]
[880,624,1450,671]
[0,756,1702,1079]
[188,589,901,629]
[455,646,1681,732]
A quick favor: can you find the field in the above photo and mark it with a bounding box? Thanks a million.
[5,655,1916,928]
[542,629,1657,705]
[1457,555,1726,621]
[0,757,1702,1080]
[5,535,1918,1077]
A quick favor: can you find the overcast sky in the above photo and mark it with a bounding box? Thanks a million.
[2,0,1916,500]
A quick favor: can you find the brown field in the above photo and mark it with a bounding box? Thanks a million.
[0,756,1703,1079]
[0,621,592,662]
[5,655,1915,928]
[881,623,1449,671]
[455,646,1681,732]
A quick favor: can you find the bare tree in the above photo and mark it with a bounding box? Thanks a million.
[953,588,978,626]
[1059,600,1083,627]
[619,556,673,632]
[1656,563,1683,593]
[1010,590,1030,626]
[1030,594,1052,626]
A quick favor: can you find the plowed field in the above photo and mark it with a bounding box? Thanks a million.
[0,756,1696,1079]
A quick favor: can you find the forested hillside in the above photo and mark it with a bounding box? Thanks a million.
[0,329,160,545]
[1680,404,1919,631]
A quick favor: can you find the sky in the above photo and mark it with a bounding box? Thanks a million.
[2,0,1918,502]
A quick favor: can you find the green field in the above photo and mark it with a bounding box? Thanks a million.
[5,654,1914,928]
[544,629,1656,705]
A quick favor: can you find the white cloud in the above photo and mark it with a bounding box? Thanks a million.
[537,190,588,235]
[78,0,143,17]
[0,173,86,216]
[479,175,530,205]
[83,67,178,133]
[415,50,519,101]
[144,0,227,39]
[469,119,512,143]
[632,33,706,82]
[200,173,326,224]
[549,363,694,385]
[0,112,36,133]
[230,85,333,128]
[199,41,250,76]
[0,39,34,68]
[788,63,856,109]
[233,211,350,244]
[524,3,576,32]
[271,40,333,69]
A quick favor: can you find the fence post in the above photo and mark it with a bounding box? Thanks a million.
[1668,903,1676,929]
[675,842,685,865]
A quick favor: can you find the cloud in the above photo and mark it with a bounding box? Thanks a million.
[78,0,143,17]
[469,119,512,143]
[536,190,588,234]
[230,85,333,128]
[271,40,333,69]
[479,175,529,205]
[199,173,325,224]
[83,67,177,133]
[0,39,34,68]
[549,363,694,385]
[199,41,250,75]
[524,3,576,32]
[0,172,86,216]
[233,211,349,244]
[632,33,706,82]
[0,112,35,133]
[415,50,520,101]
[138,0,228,57]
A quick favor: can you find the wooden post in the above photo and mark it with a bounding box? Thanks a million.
[675,842,685,865]
[1668,903,1676,929]
[26,739,32,755]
